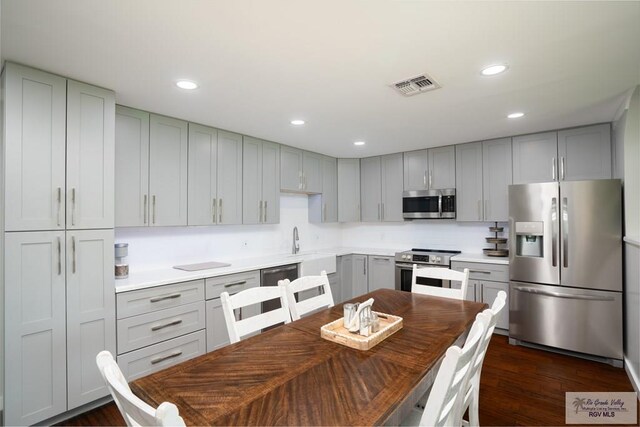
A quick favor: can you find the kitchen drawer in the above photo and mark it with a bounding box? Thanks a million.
[117,301,206,354]
[117,330,206,381]
[451,261,508,283]
[117,279,205,319]
[205,270,260,300]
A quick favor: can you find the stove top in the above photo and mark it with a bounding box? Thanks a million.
[395,248,461,266]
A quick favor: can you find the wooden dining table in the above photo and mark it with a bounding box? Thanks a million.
[131,289,487,426]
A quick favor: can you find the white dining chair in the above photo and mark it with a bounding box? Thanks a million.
[411,264,470,300]
[461,290,507,426]
[402,309,490,426]
[221,286,291,343]
[279,270,334,321]
[95,351,185,427]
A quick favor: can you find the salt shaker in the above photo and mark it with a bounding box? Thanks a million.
[370,312,380,333]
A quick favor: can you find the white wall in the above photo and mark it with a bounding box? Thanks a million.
[116,194,498,272]
[621,85,640,395]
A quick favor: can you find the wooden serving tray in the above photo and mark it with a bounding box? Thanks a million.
[320,312,403,350]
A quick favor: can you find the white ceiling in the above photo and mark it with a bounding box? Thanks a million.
[2,1,639,157]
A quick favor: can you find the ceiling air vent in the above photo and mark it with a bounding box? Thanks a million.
[391,74,441,97]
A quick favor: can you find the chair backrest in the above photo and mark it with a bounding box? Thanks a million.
[221,286,291,343]
[412,265,470,300]
[420,312,490,427]
[95,351,185,427]
[280,271,334,321]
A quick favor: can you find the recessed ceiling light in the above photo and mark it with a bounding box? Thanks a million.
[354,141,366,146]
[176,80,198,90]
[290,120,305,125]
[481,64,508,76]
[507,112,525,119]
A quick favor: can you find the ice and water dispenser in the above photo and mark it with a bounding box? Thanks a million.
[515,222,544,257]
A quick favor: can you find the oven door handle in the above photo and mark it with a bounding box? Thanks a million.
[395,262,416,269]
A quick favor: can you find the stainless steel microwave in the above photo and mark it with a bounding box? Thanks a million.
[402,189,456,219]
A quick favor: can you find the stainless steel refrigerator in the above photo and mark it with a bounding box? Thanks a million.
[508,179,623,365]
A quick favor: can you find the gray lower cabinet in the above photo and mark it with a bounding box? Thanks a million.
[4,229,116,424]
[116,280,206,378]
[367,256,395,291]
[115,106,150,227]
[428,145,456,189]
[309,156,338,223]
[243,137,280,224]
[149,114,188,226]
[451,261,509,332]
[337,159,361,222]
[339,255,354,301]
[352,255,369,297]
[328,258,341,303]
[557,123,611,181]
[188,125,243,226]
[456,138,512,222]
[205,270,260,351]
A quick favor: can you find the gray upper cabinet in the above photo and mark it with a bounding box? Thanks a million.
[482,138,512,221]
[337,159,360,222]
[456,138,512,222]
[360,157,382,222]
[455,142,484,221]
[4,63,67,231]
[243,137,280,224]
[557,123,611,181]
[187,123,218,226]
[66,229,115,409]
[403,149,428,190]
[149,114,188,226]
[280,146,304,192]
[367,256,395,291]
[188,125,243,226]
[115,107,150,227]
[428,145,456,189]
[4,231,67,426]
[216,130,243,225]
[381,153,404,221]
[303,151,323,193]
[66,81,115,230]
[512,131,558,184]
[309,156,337,223]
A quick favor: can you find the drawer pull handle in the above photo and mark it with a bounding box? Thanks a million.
[150,350,183,365]
[149,293,182,303]
[225,281,247,287]
[151,319,183,331]
[469,269,491,274]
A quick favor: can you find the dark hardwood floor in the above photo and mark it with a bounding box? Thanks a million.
[59,336,637,426]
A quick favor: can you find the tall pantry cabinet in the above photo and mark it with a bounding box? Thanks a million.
[1,63,116,425]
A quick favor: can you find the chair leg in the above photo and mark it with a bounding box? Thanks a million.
[469,385,480,427]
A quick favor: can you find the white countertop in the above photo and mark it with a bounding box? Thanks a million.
[451,253,509,265]
[115,246,402,293]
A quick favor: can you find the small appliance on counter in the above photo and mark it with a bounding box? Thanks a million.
[115,243,129,279]
[484,222,508,257]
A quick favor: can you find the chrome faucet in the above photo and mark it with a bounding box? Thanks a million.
[292,226,300,254]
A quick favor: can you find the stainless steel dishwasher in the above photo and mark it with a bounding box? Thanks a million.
[260,264,299,314]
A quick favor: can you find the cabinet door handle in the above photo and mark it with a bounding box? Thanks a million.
[259,200,264,223]
[264,201,268,222]
[152,195,156,224]
[213,198,217,224]
[213,199,217,224]
[143,195,148,224]
[299,171,303,190]
[57,187,62,226]
[372,257,388,261]
[71,188,76,226]
[377,203,381,220]
[364,259,367,275]
[323,203,327,222]
[151,319,183,331]
[57,236,62,275]
[149,293,182,303]
[225,280,247,287]
[429,171,432,189]
[151,350,183,365]
[552,157,556,180]
[484,200,489,219]
[72,235,77,274]
[381,203,385,221]
[469,269,491,274]
[219,198,223,223]
[423,171,427,188]
[560,156,565,181]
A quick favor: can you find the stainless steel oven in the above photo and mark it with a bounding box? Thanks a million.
[394,249,461,292]
[402,189,456,219]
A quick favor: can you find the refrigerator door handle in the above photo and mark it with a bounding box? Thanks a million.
[551,197,558,267]
[512,286,615,301]
[562,197,568,268]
